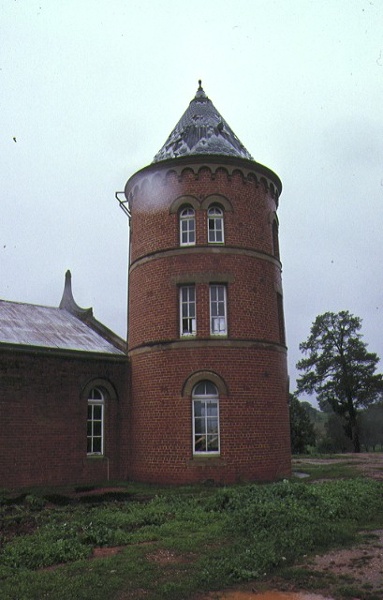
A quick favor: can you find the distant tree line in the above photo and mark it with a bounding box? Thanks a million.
[290,394,383,454]
[290,310,383,454]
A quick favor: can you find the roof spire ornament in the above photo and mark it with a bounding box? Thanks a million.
[152,83,253,163]
[59,270,93,318]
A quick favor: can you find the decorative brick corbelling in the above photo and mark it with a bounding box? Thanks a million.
[125,157,281,206]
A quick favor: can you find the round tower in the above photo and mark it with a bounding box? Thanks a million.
[122,82,291,484]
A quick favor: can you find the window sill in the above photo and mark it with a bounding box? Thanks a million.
[86,454,105,459]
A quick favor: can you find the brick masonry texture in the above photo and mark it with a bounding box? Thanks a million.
[125,159,291,484]
[0,350,128,488]
[129,346,290,484]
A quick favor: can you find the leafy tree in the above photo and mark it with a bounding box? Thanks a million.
[289,394,316,453]
[300,401,329,451]
[359,402,383,451]
[296,311,383,453]
[323,413,353,453]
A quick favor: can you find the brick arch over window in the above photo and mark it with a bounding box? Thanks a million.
[181,370,228,397]
[201,194,233,212]
[81,378,118,402]
[169,195,200,214]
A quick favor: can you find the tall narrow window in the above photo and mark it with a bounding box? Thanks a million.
[180,207,196,246]
[87,387,104,455]
[277,292,286,345]
[180,285,196,336]
[208,206,224,243]
[272,220,280,259]
[192,381,220,454]
[210,284,227,335]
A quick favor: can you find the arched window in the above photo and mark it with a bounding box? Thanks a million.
[208,206,224,243]
[192,381,220,454]
[179,206,196,246]
[87,387,104,455]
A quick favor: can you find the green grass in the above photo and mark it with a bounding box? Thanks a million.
[293,462,361,480]
[292,457,363,480]
[1,478,383,599]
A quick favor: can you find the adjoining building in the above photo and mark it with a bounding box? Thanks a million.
[0,83,291,489]
[0,271,128,489]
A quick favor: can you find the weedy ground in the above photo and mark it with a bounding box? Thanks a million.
[1,456,383,600]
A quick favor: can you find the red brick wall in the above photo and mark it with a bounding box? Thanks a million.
[129,167,278,264]
[128,346,290,484]
[126,159,291,484]
[0,350,128,489]
[129,254,283,349]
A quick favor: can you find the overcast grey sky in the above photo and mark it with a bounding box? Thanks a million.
[1,0,382,399]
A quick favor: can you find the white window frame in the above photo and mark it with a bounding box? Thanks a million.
[180,285,196,336]
[87,387,104,455]
[208,206,224,244]
[210,284,227,335]
[180,207,196,246]
[192,381,220,455]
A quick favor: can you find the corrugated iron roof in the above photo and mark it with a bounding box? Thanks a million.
[152,82,253,163]
[0,299,125,355]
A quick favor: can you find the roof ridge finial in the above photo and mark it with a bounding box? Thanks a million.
[59,269,93,318]
[195,80,207,101]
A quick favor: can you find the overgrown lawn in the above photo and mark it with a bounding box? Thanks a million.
[1,477,382,599]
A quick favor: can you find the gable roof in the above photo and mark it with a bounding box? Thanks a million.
[0,272,126,356]
[152,81,253,163]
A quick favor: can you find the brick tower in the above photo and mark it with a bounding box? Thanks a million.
[122,82,291,484]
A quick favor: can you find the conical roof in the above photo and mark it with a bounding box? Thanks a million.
[152,82,253,163]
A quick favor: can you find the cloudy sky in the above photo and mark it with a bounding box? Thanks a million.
[1,0,382,399]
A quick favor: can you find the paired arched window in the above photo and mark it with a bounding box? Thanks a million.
[87,387,104,455]
[179,207,196,246]
[178,204,225,245]
[192,381,220,454]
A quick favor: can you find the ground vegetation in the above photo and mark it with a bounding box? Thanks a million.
[1,466,383,600]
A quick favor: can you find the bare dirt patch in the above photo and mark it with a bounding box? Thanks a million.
[92,546,125,559]
[292,453,383,480]
[302,529,383,593]
[146,547,197,566]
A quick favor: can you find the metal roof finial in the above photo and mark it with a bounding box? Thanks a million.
[198,79,202,89]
